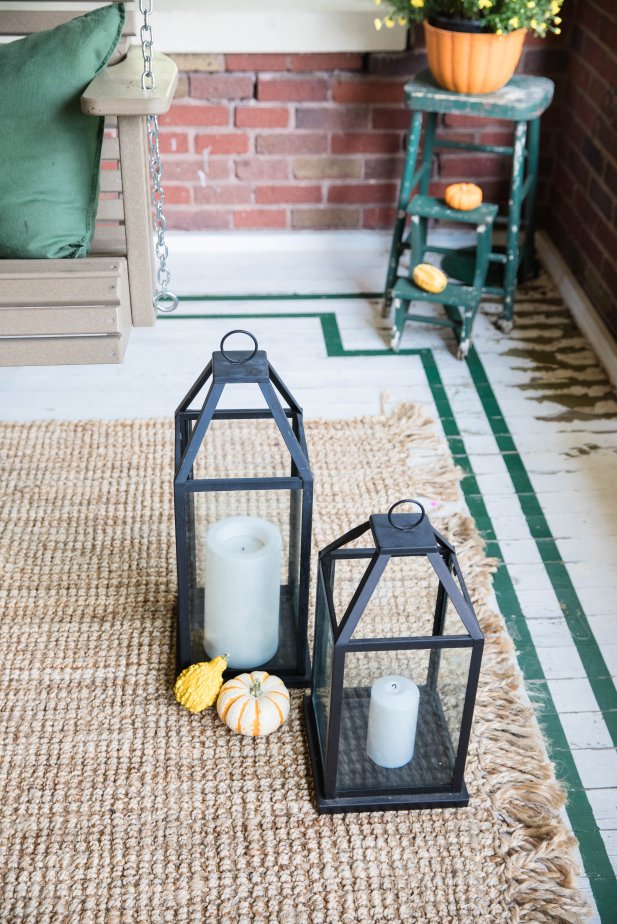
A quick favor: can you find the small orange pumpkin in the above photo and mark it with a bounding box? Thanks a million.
[412,263,448,294]
[444,182,483,211]
[217,670,290,737]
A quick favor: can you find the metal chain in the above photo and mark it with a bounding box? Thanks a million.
[138,0,155,91]
[139,0,178,312]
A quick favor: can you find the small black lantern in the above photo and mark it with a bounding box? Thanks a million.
[304,499,484,813]
[174,330,313,686]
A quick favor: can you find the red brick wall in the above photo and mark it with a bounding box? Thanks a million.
[544,0,617,338]
[157,33,566,232]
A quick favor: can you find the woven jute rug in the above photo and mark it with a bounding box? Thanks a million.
[0,407,589,924]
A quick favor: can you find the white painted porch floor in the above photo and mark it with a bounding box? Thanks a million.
[1,230,615,920]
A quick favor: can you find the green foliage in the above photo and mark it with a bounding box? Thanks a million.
[373,0,564,36]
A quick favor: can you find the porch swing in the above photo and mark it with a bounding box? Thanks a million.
[0,1,178,366]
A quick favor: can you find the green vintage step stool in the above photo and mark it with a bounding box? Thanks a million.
[384,70,554,335]
[391,195,498,359]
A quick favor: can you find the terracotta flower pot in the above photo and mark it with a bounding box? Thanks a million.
[424,20,526,94]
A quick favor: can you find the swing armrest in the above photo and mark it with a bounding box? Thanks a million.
[81,46,178,117]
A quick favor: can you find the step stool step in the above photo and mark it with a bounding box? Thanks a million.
[407,194,499,226]
[393,276,478,308]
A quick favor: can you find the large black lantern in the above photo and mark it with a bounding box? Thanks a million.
[174,330,313,686]
[304,499,484,813]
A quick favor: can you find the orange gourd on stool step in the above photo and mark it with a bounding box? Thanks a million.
[445,183,483,211]
[413,263,448,294]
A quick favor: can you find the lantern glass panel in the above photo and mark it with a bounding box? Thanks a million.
[312,571,335,756]
[333,646,473,797]
[341,556,469,640]
[181,486,303,672]
[190,416,291,481]
[444,588,470,636]
[435,646,473,752]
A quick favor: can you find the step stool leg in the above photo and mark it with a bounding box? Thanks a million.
[521,116,540,282]
[443,303,464,353]
[454,314,473,360]
[499,120,527,333]
[409,212,427,274]
[390,297,407,352]
[458,306,473,360]
[382,111,423,320]
[473,218,494,293]
[458,214,494,359]
[419,112,437,196]
[410,113,434,276]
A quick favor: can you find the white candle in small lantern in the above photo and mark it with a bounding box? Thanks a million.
[204,515,281,669]
[366,674,420,769]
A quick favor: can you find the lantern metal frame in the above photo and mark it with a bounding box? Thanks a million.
[174,330,313,687]
[304,501,484,814]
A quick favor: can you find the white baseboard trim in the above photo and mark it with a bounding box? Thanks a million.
[166,228,476,256]
[167,229,392,255]
[537,230,617,389]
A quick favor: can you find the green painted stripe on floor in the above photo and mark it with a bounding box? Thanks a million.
[161,305,616,913]
[176,293,383,302]
[466,347,617,745]
[162,312,328,319]
[320,314,346,355]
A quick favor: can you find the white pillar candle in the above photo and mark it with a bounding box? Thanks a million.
[366,674,420,769]
[204,515,281,669]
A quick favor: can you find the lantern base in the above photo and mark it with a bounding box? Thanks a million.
[224,650,311,689]
[176,587,312,687]
[303,696,470,814]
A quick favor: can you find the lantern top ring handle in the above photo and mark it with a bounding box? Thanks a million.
[387,499,426,531]
[220,329,258,364]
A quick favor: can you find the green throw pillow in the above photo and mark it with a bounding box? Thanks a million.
[0,4,125,259]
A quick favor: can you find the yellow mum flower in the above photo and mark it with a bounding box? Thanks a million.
[495,28,503,34]
[530,18,537,28]
[398,15,408,25]
[554,27,561,33]
[374,16,383,29]
[410,0,425,8]
[384,15,395,27]
[527,1,535,7]
[509,16,519,27]
[550,0,561,13]
[554,16,562,23]
[478,0,492,9]
[374,0,382,5]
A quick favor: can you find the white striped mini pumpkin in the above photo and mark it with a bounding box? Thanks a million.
[216,671,290,737]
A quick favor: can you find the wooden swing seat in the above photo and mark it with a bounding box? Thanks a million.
[0,3,178,366]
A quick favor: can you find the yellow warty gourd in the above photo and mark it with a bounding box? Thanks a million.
[174,655,228,713]
[217,671,290,737]
[412,263,448,294]
[444,182,483,211]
